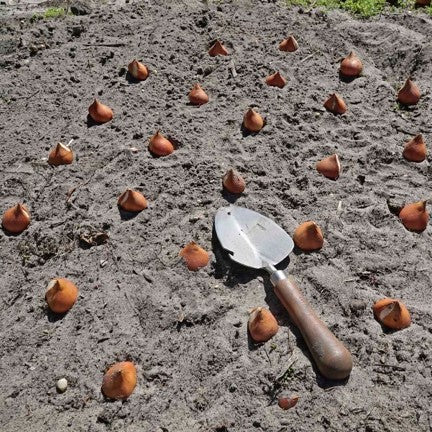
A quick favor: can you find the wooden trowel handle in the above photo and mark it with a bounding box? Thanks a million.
[273,275,352,380]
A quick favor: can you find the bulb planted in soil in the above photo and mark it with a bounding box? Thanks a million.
[278,395,299,410]
[397,78,421,105]
[399,201,429,232]
[208,40,228,56]
[248,307,278,343]
[402,134,427,162]
[373,298,411,330]
[316,154,341,180]
[243,108,264,132]
[340,51,363,78]
[180,241,210,271]
[188,83,209,105]
[148,131,174,156]
[279,36,299,52]
[118,189,148,212]
[265,71,287,88]
[48,142,73,166]
[293,221,324,251]
[222,169,246,194]
[88,99,113,123]
[45,278,78,314]
[2,204,30,234]
[324,93,347,115]
[102,361,137,400]
[128,59,149,80]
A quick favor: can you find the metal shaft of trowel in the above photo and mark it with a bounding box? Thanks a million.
[264,263,288,286]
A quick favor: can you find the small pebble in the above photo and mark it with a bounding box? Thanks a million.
[56,378,68,392]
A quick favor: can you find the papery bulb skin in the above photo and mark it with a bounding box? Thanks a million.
[45,278,78,314]
[102,362,137,400]
[373,298,411,330]
[293,221,324,251]
[128,59,149,80]
[148,131,174,157]
[118,189,148,212]
[48,142,74,166]
[208,40,228,57]
[324,93,347,115]
[188,84,209,105]
[2,204,30,234]
[316,154,341,180]
[340,51,363,78]
[180,242,210,271]
[222,169,246,194]
[403,134,427,163]
[279,36,299,52]
[88,99,113,123]
[397,78,421,106]
[243,108,264,132]
[248,307,279,343]
[265,71,287,88]
[278,395,299,410]
[399,201,429,232]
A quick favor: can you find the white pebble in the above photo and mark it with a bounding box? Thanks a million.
[56,378,68,392]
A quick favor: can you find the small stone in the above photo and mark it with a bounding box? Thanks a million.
[56,378,68,392]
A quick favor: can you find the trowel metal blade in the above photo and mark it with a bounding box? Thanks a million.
[214,205,294,269]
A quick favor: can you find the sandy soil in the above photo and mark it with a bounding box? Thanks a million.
[0,1,431,431]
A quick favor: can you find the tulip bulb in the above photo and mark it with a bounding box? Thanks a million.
[278,395,299,410]
[243,108,264,132]
[208,40,228,57]
[248,307,279,343]
[180,241,209,271]
[415,0,431,5]
[397,78,421,105]
[324,93,347,115]
[340,51,363,78]
[118,189,148,212]
[279,36,299,52]
[88,99,113,123]
[45,278,78,314]
[316,154,341,180]
[2,204,30,234]
[128,59,149,80]
[293,221,324,251]
[188,83,209,105]
[373,298,411,330]
[148,131,174,157]
[265,71,287,88]
[222,169,246,194]
[102,361,137,400]
[48,142,73,166]
[399,201,429,232]
[403,134,427,162]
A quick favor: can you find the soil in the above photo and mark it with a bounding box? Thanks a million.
[1,1,432,431]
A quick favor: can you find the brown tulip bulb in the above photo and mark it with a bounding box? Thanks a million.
[265,71,286,88]
[148,131,174,157]
[373,298,411,330]
[48,142,73,166]
[188,84,209,105]
[279,36,299,52]
[208,40,228,57]
[2,204,30,234]
[248,307,279,343]
[278,395,299,410]
[88,99,113,123]
[118,189,148,212]
[316,154,341,180]
[102,362,137,400]
[399,201,429,232]
[45,278,78,314]
[293,221,324,251]
[180,241,210,271]
[324,93,347,115]
[397,78,421,105]
[222,169,246,194]
[340,51,363,78]
[128,59,149,80]
[403,134,427,162]
[243,108,264,132]
[415,0,431,7]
